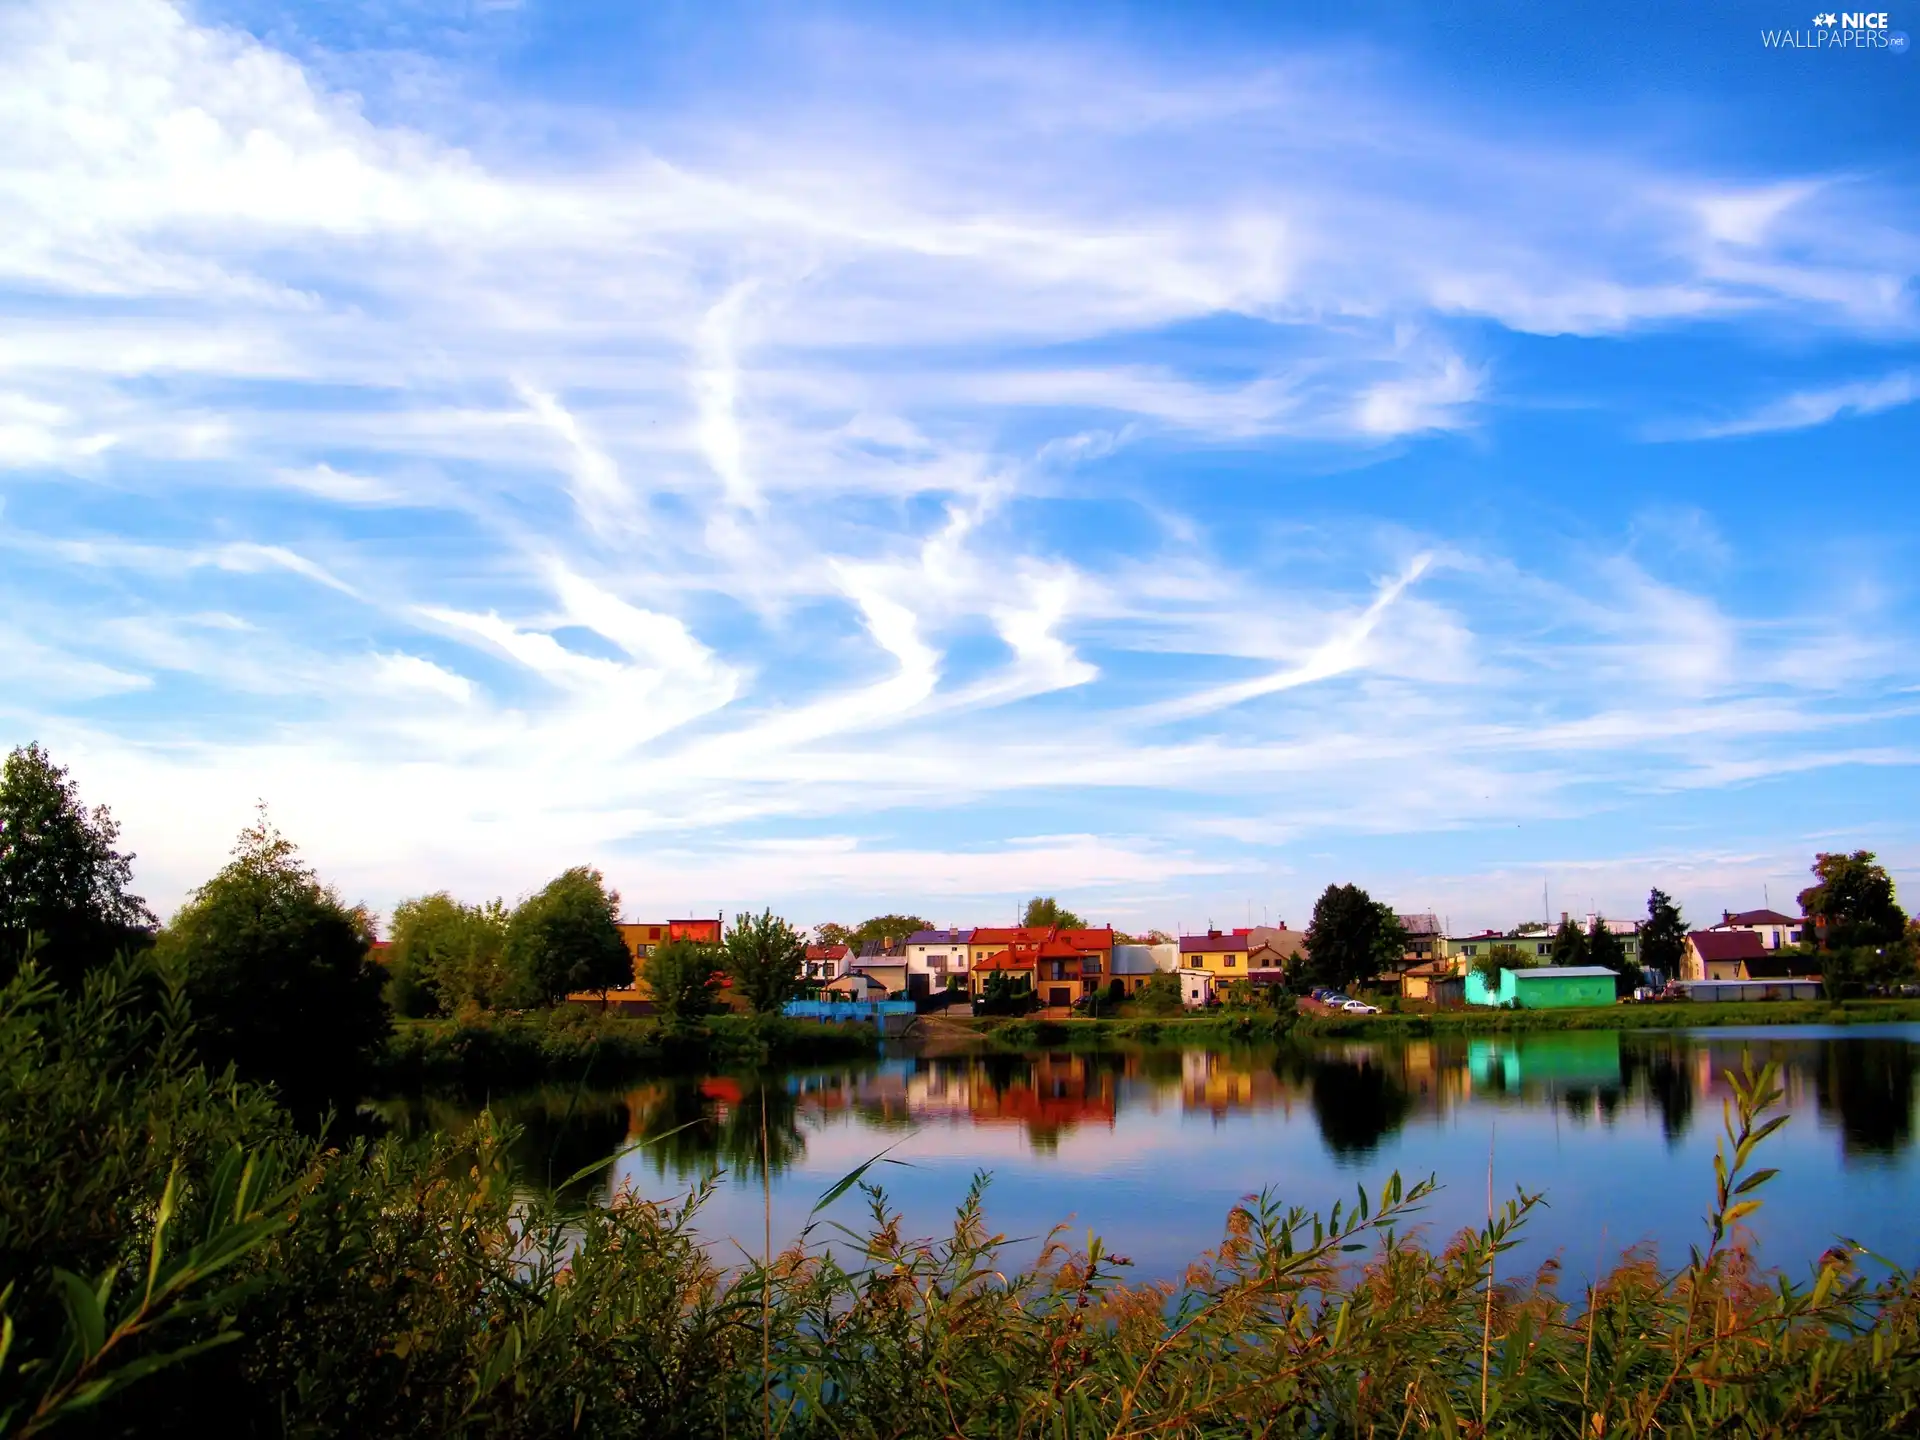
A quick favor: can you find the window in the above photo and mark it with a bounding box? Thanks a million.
[1463,946,1476,957]
[1537,944,1549,956]
[1224,955,1236,967]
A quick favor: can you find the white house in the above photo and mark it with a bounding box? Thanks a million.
[1708,908,1804,951]
[1178,967,1216,1008]
[903,928,974,1000]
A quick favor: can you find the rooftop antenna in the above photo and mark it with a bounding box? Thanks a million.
[1543,879,1549,927]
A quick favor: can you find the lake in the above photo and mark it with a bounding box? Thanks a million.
[373,1024,1920,1287]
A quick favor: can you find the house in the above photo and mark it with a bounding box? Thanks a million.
[803,943,850,983]
[903,928,975,999]
[1708,908,1805,951]
[1177,967,1217,1008]
[1685,929,1818,982]
[1441,915,1640,968]
[968,926,1115,1001]
[1179,929,1258,977]
[1463,966,1618,1009]
[969,946,1038,1001]
[1397,913,1443,964]
[1110,942,1177,995]
[570,915,725,1011]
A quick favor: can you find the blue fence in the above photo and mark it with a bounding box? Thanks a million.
[782,999,917,1024]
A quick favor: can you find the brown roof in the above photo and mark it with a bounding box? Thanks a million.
[1181,930,1250,954]
[1717,909,1800,928]
[1742,954,1818,979]
[1688,930,1766,962]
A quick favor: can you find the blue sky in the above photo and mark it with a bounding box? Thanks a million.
[2,0,1916,934]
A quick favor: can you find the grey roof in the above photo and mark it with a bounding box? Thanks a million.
[1512,966,1620,979]
[904,929,974,945]
[1110,945,1161,974]
[1397,913,1442,935]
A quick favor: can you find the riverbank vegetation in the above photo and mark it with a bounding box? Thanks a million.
[8,950,1920,1437]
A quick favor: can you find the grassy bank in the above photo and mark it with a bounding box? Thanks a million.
[378,1010,879,1093]
[957,998,1920,1050]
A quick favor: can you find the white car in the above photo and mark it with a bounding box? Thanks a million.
[1341,1000,1380,1015]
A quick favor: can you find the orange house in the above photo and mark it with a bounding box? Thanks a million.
[571,915,724,1011]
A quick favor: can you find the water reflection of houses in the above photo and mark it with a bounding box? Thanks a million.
[1180,1050,1295,1120]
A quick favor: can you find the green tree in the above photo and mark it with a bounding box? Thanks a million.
[1799,851,1908,950]
[1550,915,1589,968]
[850,913,933,952]
[1469,942,1535,988]
[643,937,721,1031]
[155,808,387,1118]
[386,892,512,1017]
[1136,969,1182,1015]
[1586,916,1639,995]
[0,743,155,987]
[1021,896,1087,930]
[722,908,806,1014]
[1304,884,1408,991]
[812,921,854,948]
[503,867,631,1007]
[1641,888,1688,982]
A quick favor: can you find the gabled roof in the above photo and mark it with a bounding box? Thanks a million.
[1056,927,1115,950]
[1397,913,1442,935]
[1688,929,1766,962]
[857,939,905,959]
[805,943,849,961]
[905,929,974,945]
[1716,909,1800,928]
[969,926,1054,946]
[1181,931,1250,953]
[974,947,1038,972]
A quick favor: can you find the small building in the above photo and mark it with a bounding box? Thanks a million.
[823,972,891,1002]
[1464,965,1618,1009]
[1676,977,1824,1003]
[1686,929,1819,982]
[969,946,1037,1001]
[1708,908,1805,951]
[1397,957,1456,1001]
[850,960,909,997]
[1177,967,1217,1008]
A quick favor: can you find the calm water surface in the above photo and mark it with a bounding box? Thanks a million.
[375,1025,1920,1285]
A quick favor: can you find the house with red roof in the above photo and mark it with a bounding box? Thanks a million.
[1708,908,1805,952]
[1685,928,1820,981]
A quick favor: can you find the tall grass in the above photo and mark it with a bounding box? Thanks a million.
[5,957,1919,1436]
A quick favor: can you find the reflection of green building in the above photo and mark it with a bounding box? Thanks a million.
[1464,966,1617,1008]
[1470,1032,1622,1090]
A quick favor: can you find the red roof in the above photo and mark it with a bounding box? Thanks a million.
[806,943,850,961]
[1689,930,1766,962]
[974,947,1038,972]
[1056,927,1115,951]
[970,926,1054,946]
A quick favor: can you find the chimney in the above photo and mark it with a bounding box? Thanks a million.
[1722,910,1732,925]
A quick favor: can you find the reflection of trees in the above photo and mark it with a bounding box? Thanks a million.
[368,1088,631,1202]
[1303,1056,1412,1159]
[626,1074,807,1181]
[1621,1040,1695,1145]
[1816,1040,1918,1157]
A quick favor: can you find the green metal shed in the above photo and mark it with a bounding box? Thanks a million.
[1463,965,1618,1009]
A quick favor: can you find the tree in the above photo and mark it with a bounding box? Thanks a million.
[155,808,387,1118]
[1303,885,1408,991]
[1641,889,1687,982]
[1586,916,1638,995]
[0,743,155,987]
[813,922,854,948]
[502,867,631,1007]
[850,913,933,952]
[1022,896,1086,931]
[1550,915,1589,968]
[387,892,512,1017]
[1469,943,1535,988]
[723,908,807,1014]
[1799,851,1908,950]
[643,937,721,1031]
